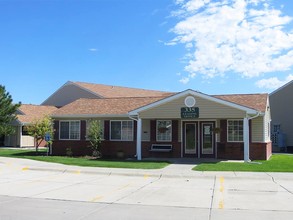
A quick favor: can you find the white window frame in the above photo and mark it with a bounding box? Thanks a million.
[59,120,81,140]
[156,120,172,142]
[227,119,243,142]
[110,120,134,141]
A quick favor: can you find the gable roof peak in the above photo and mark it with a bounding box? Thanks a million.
[270,80,293,96]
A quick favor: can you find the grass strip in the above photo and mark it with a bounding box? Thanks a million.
[0,148,169,169]
[193,154,293,172]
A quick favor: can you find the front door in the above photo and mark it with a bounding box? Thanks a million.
[183,121,215,158]
[184,122,197,156]
[200,122,215,158]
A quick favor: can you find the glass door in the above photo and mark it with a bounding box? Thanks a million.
[201,123,214,155]
[185,123,197,154]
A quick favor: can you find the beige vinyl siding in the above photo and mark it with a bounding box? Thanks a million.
[21,135,35,147]
[139,95,246,119]
[251,116,264,142]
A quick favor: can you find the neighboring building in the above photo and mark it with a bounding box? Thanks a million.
[4,104,57,148]
[48,82,272,160]
[270,80,293,152]
[42,81,172,107]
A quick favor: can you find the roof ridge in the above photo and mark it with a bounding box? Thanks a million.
[20,103,57,108]
[73,81,171,93]
[213,93,268,96]
[73,96,171,101]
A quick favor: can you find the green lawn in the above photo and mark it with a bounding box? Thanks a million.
[0,148,169,169]
[194,154,293,172]
[1,148,292,172]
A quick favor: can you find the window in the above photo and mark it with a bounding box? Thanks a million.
[110,120,133,141]
[22,126,29,135]
[157,120,172,141]
[273,124,281,132]
[227,120,243,142]
[60,121,80,140]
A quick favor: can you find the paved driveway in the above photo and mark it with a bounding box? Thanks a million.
[0,157,293,220]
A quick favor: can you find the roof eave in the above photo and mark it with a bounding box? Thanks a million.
[52,114,129,119]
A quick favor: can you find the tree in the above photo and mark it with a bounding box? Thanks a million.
[25,115,53,152]
[87,119,103,158]
[0,85,21,136]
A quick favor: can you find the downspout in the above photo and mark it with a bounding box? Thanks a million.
[128,115,142,161]
[244,111,261,162]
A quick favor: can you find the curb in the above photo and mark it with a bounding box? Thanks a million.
[25,166,205,179]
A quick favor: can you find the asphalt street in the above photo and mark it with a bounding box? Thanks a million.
[0,157,293,220]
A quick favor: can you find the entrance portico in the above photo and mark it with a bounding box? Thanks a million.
[129,90,267,161]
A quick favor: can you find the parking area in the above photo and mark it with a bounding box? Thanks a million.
[0,157,293,220]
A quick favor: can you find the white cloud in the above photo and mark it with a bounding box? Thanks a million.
[89,48,98,52]
[255,74,293,89]
[170,0,293,84]
[179,77,190,84]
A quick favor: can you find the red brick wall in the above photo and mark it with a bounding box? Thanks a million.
[52,140,92,156]
[51,119,181,158]
[52,140,181,158]
[52,140,137,158]
[217,142,244,160]
[250,142,272,160]
[217,142,272,160]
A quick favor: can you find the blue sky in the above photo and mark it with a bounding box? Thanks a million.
[1,0,292,104]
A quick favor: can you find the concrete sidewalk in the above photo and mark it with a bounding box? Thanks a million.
[1,156,293,180]
[1,156,293,220]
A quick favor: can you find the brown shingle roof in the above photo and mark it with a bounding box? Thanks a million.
[53,96,168,116]
[73,81,174,98]
[213,93,268,112]
[17,104,58,124]
[53,93,268,117]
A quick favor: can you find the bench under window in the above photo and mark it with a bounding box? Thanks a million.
[150,144,172,152]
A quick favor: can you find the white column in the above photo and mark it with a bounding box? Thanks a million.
[19,125,23,148]
[243,117,250,162]
[136,118,142,161]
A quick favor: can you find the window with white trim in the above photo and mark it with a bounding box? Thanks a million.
[110,120,133,141]
[60,121,80,140]
[156,120,172,141]
[227,120,243,142]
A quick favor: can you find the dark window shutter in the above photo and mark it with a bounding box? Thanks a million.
[53,120,59,140]
[172,120,178,142]
[104,120,110,140]
[220,120,227,142]
[150,120,156,141]
[80,120,86,140]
